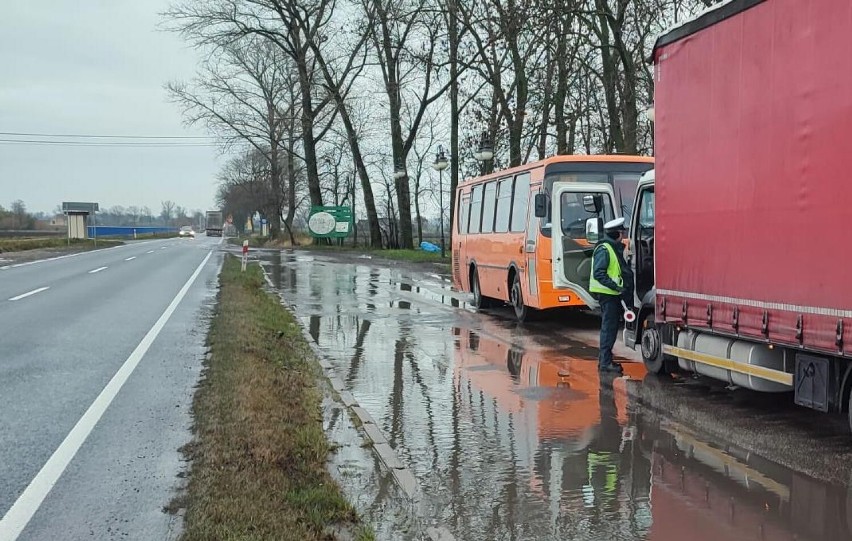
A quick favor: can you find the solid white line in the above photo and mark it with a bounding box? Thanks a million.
[0,250,213,541]
[88,266,108,274]
[124,257,136,261]
[8,287,49,302]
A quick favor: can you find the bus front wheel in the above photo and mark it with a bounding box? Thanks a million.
[510,273,530,322]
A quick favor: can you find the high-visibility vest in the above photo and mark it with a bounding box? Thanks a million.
[589,242,623,296]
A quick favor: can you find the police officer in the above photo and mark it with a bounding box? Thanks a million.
[590,217,632,374]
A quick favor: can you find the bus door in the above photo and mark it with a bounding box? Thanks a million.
[550,183,616,308]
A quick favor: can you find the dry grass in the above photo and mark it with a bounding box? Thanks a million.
[178,256,372,541]
[0,237,123,253]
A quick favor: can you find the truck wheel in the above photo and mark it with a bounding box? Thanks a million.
[510,273,530,322]
[641,315,675,374]
[471,268,493,309]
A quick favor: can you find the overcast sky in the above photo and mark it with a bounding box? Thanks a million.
[0,1,225,216]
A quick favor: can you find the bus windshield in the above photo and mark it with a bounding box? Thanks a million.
[543,163,651,232]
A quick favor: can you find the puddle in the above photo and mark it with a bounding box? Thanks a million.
[263,253,852,541]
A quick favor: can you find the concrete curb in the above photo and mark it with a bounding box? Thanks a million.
[258,261,455,540]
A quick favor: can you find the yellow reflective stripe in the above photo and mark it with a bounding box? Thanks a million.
[664,421,791,502]
[663,345,793,386]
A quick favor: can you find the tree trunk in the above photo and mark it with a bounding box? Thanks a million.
[294,38,323,207]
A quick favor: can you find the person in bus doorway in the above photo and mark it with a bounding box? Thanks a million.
[590,217,633,374]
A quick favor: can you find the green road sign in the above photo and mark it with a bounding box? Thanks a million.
[308,206,353,238]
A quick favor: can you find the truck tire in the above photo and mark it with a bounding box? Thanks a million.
[641,314,676,374]
[471,268,494,309]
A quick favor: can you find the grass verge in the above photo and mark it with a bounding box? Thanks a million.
[300,244,449,264]
[0,237,123,253]
[178,255,372,541]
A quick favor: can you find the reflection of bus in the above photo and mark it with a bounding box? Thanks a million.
[452,325,645,458]
[452,155,653,321]
[450,322,852,540]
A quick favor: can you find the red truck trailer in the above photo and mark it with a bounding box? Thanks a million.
[624,0,852,429]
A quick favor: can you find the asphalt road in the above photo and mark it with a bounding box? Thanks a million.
[0,235,223,540]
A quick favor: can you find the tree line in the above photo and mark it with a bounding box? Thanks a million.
[0,200,203,230]
[165,0,721,248]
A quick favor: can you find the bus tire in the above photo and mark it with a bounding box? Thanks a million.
[641,314,676,374]
[510,272,530,323]
[471,268,493,309]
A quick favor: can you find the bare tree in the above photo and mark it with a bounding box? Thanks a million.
[362,0,454,249]
[167,36,301,238]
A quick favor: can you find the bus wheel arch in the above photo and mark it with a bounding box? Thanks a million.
[470,263,493,309]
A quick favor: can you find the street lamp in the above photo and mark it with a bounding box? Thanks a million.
[431,145,449,259]
[473,132,493,174]
[393,159,407,180]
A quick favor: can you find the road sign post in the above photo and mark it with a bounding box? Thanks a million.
[241,240,249,272]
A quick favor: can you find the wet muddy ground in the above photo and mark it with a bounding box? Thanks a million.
[260,250,852,541]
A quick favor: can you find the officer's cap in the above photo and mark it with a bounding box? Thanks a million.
[603,217,626,231]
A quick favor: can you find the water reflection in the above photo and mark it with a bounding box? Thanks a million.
[264,253,852,541]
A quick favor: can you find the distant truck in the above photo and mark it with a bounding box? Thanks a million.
[622,0,852,429]
[205,211,223,237]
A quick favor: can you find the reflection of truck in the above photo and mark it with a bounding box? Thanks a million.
[205,211,223,237]
[623,1,852,430]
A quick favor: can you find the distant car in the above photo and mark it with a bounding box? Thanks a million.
[179,226,195,238]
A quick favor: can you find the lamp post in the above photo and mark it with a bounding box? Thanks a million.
[393,160,407,181]
[473,132,494,174]
[431,145,449,259]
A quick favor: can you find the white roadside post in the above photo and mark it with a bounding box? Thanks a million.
[241,240,249,272]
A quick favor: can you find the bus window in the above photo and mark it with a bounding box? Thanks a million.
[560,191,614,239]
[469,185,483,234]
[482,182,497,234]
[511,173,530,232]
[458,194,470,234]
[495,178,512,233]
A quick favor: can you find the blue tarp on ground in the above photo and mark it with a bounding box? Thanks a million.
[87,226,178,237]
[420,241,440,253]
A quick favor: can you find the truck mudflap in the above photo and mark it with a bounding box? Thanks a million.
[663,329,793,392]
[794,355,830,412]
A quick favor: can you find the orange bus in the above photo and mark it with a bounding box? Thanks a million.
[452,155,654,321]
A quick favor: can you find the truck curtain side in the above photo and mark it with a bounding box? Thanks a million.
[639,0,852,424]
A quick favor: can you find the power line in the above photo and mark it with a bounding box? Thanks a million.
[0,138,220,148]
[0,131,218,139]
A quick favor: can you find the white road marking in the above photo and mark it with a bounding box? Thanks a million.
[0,250,213,541]
[160,246,167,250]
[124,256,136,261]
[8,287,50,302]
[0,240,162,271]
[88,266,108,274]
[146,250,155,254]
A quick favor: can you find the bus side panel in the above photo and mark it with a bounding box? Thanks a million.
[471,234,525,303]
